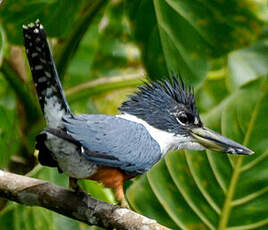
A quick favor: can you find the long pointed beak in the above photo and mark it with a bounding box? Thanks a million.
[190,127,254,155]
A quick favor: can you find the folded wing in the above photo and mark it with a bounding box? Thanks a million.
[63,114,162,175]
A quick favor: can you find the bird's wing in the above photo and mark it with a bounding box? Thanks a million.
[63,114,162,175]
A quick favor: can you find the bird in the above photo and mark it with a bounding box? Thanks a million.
[22,20,254,207]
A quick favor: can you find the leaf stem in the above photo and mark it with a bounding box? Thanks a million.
[166,155,216,230]
[206,151,227,194]
[66,71,144,96]
[147,172,188,230]
[65,72,144,102]
[185,153,221,215]
[240,150,268,172]
[0,25,5,66]
[232,186,268,207]
[217,82,266,230]
[226,218,268,230]
[25,163,42,177]
[217,157,243,230]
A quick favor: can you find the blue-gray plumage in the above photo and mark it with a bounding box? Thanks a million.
[23,20,254,206]
[63,114,161,176]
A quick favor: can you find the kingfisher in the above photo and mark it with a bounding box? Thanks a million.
[23,20,253,207]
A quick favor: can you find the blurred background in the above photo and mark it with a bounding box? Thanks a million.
[0,0,267,229]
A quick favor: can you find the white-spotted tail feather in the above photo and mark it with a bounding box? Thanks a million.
[23,20,71,127]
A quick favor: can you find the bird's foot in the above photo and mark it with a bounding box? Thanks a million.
[119,197,130,209]
[69,177,85,196]
[74,186,85,196]
[115,183,130,209]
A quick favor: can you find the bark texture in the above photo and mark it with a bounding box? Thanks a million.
[0,170,170,230]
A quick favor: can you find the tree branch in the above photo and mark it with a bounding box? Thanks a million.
[65,70,145,96]
[0,170,170,230]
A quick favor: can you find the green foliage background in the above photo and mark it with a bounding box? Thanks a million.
[0,0,267,229]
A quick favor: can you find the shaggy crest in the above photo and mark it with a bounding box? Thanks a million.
[119,75,200,133]
[120,75,196,114]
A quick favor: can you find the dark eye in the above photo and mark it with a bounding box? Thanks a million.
[177,112,190,125]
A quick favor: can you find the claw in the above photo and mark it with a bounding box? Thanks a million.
[69,177,85,195]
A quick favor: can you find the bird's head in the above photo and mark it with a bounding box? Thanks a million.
[119,76,254,155]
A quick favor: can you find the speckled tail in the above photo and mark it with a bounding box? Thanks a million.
[23,20,71,126]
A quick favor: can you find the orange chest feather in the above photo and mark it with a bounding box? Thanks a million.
[89,167,132,189]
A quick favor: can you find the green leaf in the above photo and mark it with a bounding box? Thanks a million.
[126,175,178,229]
[0,204,16,230]
[0,73,20,169]
[127,77,268,229]
[65,0,141,85]
[195,77,229,113]
[0,61,40,123]
[126,0,262,84]
[0,25,4,67]
[228,28,268,89]
[55,0,107,80]
[0,106,20,168]
[62,0,142,118]
[0,0,85,45]
[80,180,114,203]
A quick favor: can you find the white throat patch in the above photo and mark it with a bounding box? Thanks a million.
[117,113,204,155]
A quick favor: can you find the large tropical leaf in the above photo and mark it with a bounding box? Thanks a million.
[65,0,140,86]
[65,0,143,113]
[0,25,4,66]
[126,0,262,84]
[228,27,268,89]
[195,76,229,113]
[127,76,268,229]
[0,105,19,169]
[0,72,20,169]
[0,0,86,44]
